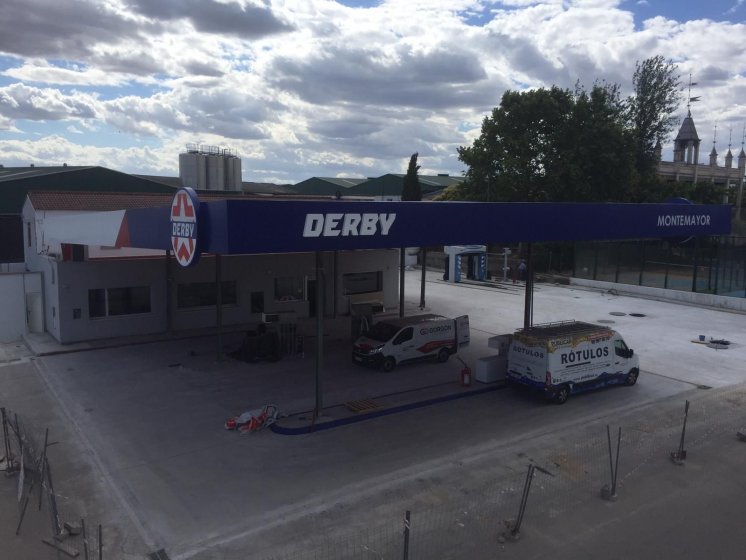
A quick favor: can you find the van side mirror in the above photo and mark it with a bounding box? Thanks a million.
[628,349,634,358]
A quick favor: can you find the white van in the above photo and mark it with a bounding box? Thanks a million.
[506,321,639,403]
[352,314,470,372]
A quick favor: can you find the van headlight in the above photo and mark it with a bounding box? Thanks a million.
[371,346,383,354]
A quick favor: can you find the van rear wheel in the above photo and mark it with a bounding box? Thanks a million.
[554,386,570,404]
[436,348,450,363]
[382,356,396,372]
[625,368,639,386]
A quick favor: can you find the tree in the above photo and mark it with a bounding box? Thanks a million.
[401,152,421,201]
[454,84,635,202]
[451,56,684,204]
[626,56,682,179]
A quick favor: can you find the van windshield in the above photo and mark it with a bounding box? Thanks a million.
[364,322,399,342]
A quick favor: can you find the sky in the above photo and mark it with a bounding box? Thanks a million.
[0,0,745,185]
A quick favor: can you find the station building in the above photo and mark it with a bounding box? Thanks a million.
[17,190,399,344]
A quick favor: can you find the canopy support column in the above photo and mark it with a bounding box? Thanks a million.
[216,254,223,361]
[314,251,324,420]
[399,248,405,317]
[419,248,427,309]
[523,243,534,330]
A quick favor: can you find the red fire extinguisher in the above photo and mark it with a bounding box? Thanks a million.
[460,366,472,387]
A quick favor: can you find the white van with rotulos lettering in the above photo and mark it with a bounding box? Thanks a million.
[352,314,470,372]
[506,321,639,404]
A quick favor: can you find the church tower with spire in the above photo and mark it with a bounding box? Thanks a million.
[656,78,745,210]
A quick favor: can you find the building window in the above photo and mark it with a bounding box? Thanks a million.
[88,286,151,318]
[343,271,382,295]
[274,277,304,301]
[26,222,31,248]
[250,291,265,313]
[177,281,237,308]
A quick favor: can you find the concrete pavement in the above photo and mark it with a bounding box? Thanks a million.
[2,269,746,559]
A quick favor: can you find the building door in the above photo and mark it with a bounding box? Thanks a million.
[25,292,43,333]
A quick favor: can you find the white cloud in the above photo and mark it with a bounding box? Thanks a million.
[0,0,745,181]
[4,61,130,86]
[0,83,100,121]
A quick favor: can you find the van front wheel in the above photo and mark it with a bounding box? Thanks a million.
[625,368,639,386]
[436,348,450,363]
[382,357,396,372]
[554,386,570,404]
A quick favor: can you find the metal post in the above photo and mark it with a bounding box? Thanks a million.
[314,252,324,420]
[37,427,49,511]
[332,251,338,317]
[1,408,12,471]
[419,248,426,310]
[523,244,533,330]
[13,413,23,453]
[671,400,690,465]
[402,510,411,560]
[216,254,223,362]
[638,239,645,286]
[601,425,622,501]
[45,457,61,536]
[510,464,535,538]
[692,238,699,293]
[82,518,90,560]
[399,248,405,318]
[613,426,622,494]
[592,243,598,280]
[165,249,172,332]
[614,243,620,283]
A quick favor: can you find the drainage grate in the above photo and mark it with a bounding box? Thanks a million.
[597,319,615,324]
[609,312,626,316]
[346,399,381,413]
[629,313,646,317]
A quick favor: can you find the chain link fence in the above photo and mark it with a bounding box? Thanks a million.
[261,385,746,560]
[2,406,106,559]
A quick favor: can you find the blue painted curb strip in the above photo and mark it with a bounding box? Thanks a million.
[270,383,503,435]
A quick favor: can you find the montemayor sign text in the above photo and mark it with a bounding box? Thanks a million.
[657,214,711,227]
[303,213,396,237]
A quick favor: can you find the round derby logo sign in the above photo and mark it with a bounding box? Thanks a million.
[170,188,200,267]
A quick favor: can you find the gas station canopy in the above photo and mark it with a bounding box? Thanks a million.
[113,193,732,259]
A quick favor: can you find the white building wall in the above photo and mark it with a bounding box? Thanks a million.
[45,250,398,344]
[329,249,399,313]
[22,198,401,343]
[0,274,27,342]
[56,258,168,344]
[22,200,60,341]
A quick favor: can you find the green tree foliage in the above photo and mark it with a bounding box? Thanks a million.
[451,56,691,203]
[452,84,636,202]
[401,152,422,201]
[627,56,682,175]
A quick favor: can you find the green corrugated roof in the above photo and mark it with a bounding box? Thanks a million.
[0,166,175,214]
[292,177,368,196]
[348,174,464,197]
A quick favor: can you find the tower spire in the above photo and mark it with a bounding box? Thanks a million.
[686,73,700,116]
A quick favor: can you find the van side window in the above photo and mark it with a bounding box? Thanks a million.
[393,327,413,345]
[614,339,629,357]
